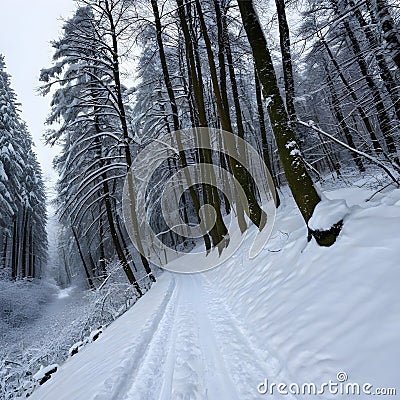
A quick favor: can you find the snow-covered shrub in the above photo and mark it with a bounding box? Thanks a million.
[68,327,103,358]
[0,280,56,331]
[81,260,154,330]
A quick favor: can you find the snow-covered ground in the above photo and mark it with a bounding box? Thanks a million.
[0,281,92,396]
[26,184,400,400]
[1,285,85,352]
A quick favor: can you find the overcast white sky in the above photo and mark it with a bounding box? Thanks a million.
[0,0,75,190]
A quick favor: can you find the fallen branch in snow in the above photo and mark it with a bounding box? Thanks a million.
[4,360,22,367]
[298,120,400,186]
[98,270,155,292]
[303,159,325,181]
[366,182,398,202]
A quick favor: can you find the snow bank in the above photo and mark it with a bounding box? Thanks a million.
[308,198,350,231]
[33,364,59,385]
[206,186,400,396]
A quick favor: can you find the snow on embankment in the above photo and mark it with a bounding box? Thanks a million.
[205,186,400,394]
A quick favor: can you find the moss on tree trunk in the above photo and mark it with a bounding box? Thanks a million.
[237,0,341,246]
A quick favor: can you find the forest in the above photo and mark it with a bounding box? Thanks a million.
[2,0,399,287]
[0,0,399,399]
[39,0,400,285]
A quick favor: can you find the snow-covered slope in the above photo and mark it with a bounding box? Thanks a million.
[206,186,400,397]
[28,187,400,400]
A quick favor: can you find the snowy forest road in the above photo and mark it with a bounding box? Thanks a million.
[120,274,285,400]
[28,273,293,400]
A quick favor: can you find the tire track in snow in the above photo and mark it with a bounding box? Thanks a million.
[168,275,240,400]
[197,275,298,400]
[169,277,208,399]
[117,273,297,400]
[96,275,176,400]
[120,277,180,400]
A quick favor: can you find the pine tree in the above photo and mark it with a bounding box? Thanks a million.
[0,55,47,278]
[40,4,155,289]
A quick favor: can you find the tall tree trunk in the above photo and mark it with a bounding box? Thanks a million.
[214,0,247,232]
[321,38,383,155]
[371,0,400,69]
[102,160,140,289]
[21,207,29,279]
[176,0,207,126]
[325,66,365,172]
[196,0,267,231]
[254,66,281,206]
[187,12,221,244]
[98,212,107,278]
[62,248,72,286]
[187,0,228,245]
[151,0,212,251]
[213,0,233,131]
[105,0,155,283]
[337,8,398,158]
[178,33,198,127]
[237,0,342,246]
[28,226,34,278]
[177,0,229,251]
[346,0,400,121]
[275,0,297,124]
[328,0,397,157]
[151,0,180,131]
[72,225,95,290]
[2,233,8,271]
[91,90,139,287]
[11,216,18,279]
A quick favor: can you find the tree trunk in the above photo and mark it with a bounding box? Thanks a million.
[21,207,29,279]
[338,10,398,158]
[151,0,212,251]
[347,0,400,121]
[371,0,400,69]
[72,225,95,290]
[98,212,107,278]
[214,0,247,232]
[2,233,8,271]
[196,0,267,231]
[28,226,34,278]
[91,86,140,288]
[11,216,18,279]
[325,66,365,172]
[237,0,342,246]
[321,38,383,155]
[176,0,229,251]
[105,0,155,283]
[254,66,281,206]
[275,0,297,124]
